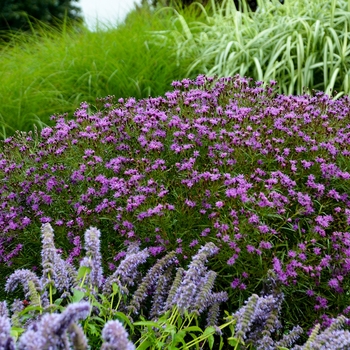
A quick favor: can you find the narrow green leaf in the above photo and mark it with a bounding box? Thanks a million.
[208,334,215,349]
[133,321,161,328]
[136,340,153,350]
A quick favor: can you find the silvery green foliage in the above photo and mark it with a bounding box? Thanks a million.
[101,320,135,350]
[17,302,90,350]
[80,227,104,290]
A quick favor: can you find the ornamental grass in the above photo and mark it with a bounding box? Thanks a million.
[153,0,350,97]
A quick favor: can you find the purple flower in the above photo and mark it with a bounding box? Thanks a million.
[101,320,135,350]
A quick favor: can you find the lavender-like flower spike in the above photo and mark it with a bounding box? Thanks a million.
[206,302,221,328]
[172,243,219,315]
[68,323,89,350]
[191,270,217,315]
[0,301,8,318]
[17,330,46,350]
[150,266,173,319]
[83,226,104,289]
[103,248,149,296]
[18,302,90,349]
[128,251,176,314]
[276,325,303,349]
[0,315,15,350]
[40,223,57,290]
[5,269,42,300]
[10,299,24,328]
[54,256,78,298]
[163,267,184,312]
[299,316,350,350]
[101,320,135,350]
[234,294,259,340]
[27,280,41,307]
[54,302,91,336]
[306,329,350,349]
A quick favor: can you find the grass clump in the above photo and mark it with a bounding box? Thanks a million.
[0,6,197,138]
[153,0,350,97]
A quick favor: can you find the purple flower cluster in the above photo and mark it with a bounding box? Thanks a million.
[1,74,350,328]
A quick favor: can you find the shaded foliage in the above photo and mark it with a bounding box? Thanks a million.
[0,0,82,32]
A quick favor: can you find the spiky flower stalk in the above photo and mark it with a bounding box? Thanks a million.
[0,314,15,350]
[5,269,42,300]
[303,324,321,350]
[54,256,78,298]
[191,270,217,315]
[234,294,259,340]
[172,243,219,315]
[82,227,104,290]
[27,280,41,307]
[10,300,24,328]
[103,247,149,296]
[40,223,56,293]
[68,323,89,350]
[299,316,350,350]
[0,302,8,319]
[206,302,221,328]
[150,266,174,319]
[163,268,184,312]
[128,251,177,314]
[276,325,303,349]
[17,302,90,349]
[101,320,135,350]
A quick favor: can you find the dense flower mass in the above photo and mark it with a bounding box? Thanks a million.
[0,75,350,331]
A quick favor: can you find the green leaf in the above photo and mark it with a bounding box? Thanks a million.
[228,337,242,347]
[115,311,134,333]
[133,321,160,328]
[136,340,153,350]
[77,265,91,280]
[18,305,43,315]
[112,282,119,294]
[208,334,214,349]
[10,327,25,340]
[182,326,202,333]
[70,288,86,303]
[87,323,99,336]
[202,326,215,337]
[54,298,63,306]
[219,335,224,350]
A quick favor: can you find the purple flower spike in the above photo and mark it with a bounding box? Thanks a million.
[101,320,135,350]
[0,315,15,350]
[82,226,104,289]
[18,302,90,349]
[0,301,8,318]
[5,269,42,300]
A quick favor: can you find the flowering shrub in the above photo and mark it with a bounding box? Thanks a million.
[1,75,350,333]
